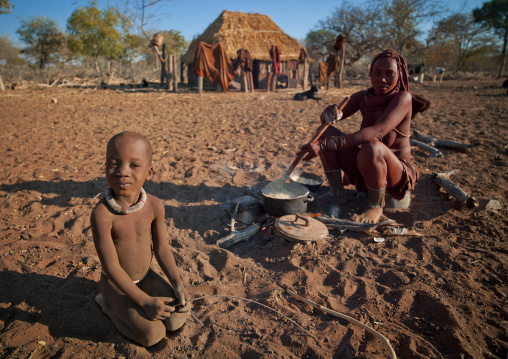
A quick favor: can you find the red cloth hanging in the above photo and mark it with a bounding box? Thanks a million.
[234,49,253,73]
[193,41,237,92]
[269,45,281,75]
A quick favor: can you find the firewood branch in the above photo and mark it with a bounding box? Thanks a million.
[410,138,443,157]
[413,129,475,151]
[216,202,260,248]
[433,170,478,208]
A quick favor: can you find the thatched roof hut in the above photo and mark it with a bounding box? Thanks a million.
[181,10,303,64]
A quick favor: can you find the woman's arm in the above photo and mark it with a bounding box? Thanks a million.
[343,91,411,147]
[319,91,363,125]
[151,197,186,305]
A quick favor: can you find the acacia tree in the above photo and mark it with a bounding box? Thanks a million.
[304,29,337,63]
[0,0,13,14]
[473,0,508,78]
[67,1,124,73]
[379,0,443,57]
[317,1,385,64]
[0,0,14,91]
[428,12,491,71]
[16,16,65,69]
[0,35,23,65]
[120,0,184,68]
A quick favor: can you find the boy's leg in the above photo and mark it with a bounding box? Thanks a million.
[97,275,166,347]
[138,269,190,332]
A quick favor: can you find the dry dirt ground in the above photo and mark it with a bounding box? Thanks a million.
[0,77,507,359]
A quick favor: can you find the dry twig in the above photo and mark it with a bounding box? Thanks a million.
[433,170,478,208]
[286,289,397,359]
[188,294,317,339]
[410,138,443,157]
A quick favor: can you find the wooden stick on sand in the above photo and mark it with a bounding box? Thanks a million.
[433,170,478,208]
[286,290,397,359]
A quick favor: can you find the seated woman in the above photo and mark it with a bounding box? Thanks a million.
[297,49,420,223]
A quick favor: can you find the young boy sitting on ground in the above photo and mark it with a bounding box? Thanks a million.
[91,131,190,347]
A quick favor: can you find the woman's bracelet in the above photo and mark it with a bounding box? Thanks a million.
[319,135,346,152]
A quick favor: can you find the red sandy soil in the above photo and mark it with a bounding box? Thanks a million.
[0,78,507,359]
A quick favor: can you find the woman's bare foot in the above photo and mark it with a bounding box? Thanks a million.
[352,206,383,223]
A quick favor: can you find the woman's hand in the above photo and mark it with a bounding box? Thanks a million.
[320,104,343,125]
[296,141,321,161]
[142,296,175,321]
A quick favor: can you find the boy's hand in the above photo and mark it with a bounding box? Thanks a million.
[174,285,187,307]
[143,296,175,321]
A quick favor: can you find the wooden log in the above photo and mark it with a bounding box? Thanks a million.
[410,138,443,157]
[413,129,474,150]
[433,171,478,208]
[316,216,396,233]
[216,223,261,248]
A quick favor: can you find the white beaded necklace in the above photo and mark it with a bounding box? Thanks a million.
[105,187,147,214]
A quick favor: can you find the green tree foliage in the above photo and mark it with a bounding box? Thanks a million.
[473,0,508,77]
[0,0,13,14]
[66,1,124,72]
[159,30,187,56]
[16,16,65,69]
[428,12,491,71]
[0,35,23,66]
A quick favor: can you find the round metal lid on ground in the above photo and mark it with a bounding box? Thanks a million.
[275,214,329,244]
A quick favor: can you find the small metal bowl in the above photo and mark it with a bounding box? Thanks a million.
[289,171,324,192]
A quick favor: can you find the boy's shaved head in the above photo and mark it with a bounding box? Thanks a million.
[107,132,153,164]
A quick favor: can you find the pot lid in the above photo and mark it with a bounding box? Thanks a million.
[275,214,328,243]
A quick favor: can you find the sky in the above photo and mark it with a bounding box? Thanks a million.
[0,0,488,47]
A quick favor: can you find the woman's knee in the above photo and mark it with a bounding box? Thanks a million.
[358,140,385,164]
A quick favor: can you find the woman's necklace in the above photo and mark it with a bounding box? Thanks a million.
[105,187,147,214]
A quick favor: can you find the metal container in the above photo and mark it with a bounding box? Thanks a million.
[261,182,314,217]
[289,171,324,192]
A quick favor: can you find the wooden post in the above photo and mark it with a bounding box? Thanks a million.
[241,70,248,93]
[333,34,346,89]
[172,55,177,92]
[266,63,272,92]
[167,53,173,92]
[303,59,308,89]
[197,76,203,94]
[160,44,169,89]
[248,72,254,92]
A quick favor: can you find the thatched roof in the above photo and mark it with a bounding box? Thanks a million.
[181,10,304,64]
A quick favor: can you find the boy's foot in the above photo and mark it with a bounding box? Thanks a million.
[95,293,112,316]
[352,207,383,224]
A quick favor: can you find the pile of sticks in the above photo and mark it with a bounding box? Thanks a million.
[410,129,475,157]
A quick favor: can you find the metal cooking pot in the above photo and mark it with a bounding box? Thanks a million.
[261,182,314,217]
